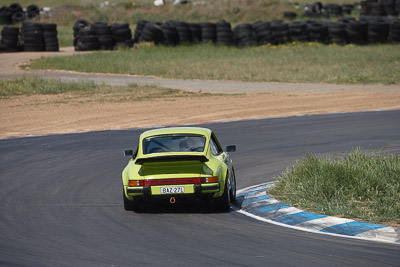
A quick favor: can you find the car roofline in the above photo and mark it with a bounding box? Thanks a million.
[140,127,212,140]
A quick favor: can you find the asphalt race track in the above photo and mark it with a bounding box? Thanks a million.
[1,110,399,266]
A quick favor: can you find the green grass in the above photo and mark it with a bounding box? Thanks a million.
[57,26,74,47]
[268,148,400,226]
[29,43,400,85]
[1,0,358,28]
[0,77,205,99]
[0,77,99,96]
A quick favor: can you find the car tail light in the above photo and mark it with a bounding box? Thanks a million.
[129,180,144,186]
[201,176,218,183]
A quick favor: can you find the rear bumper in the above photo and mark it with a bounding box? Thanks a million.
[126,183,220,198]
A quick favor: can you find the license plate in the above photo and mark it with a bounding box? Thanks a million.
[160,186,184,194]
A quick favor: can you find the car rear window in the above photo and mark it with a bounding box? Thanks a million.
[143,134,206,154]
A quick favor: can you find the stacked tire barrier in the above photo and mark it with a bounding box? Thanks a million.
[302,2,356,18]
[0,3,40,24]
[161,21,179,46]
[308,21,328,43]
[131,17,400,47]
[93,22,114,50]
[200,22,216,43]
[0,26,20,52]
[289,22,309,42]
[21,22,44,51]
[73,19,133,51]
[326,22,347,44]
[0,22,59,52]
[216,20,233,46]
[140,22,164,45]
[233,23,257,47]
[111,23,134,48]
[133,20,148,43]
[173,21,192,43]
[41,23,59,51]
[388,18,400,42]
[271,21,291,45]
[360,0,399,16]
[189,23,201,43]
[252,21,273,45]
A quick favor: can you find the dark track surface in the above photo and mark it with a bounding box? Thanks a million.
[1,110,399,266]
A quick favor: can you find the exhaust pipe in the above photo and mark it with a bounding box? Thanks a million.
[170,197,176,204]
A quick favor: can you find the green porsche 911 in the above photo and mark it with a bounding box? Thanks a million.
[122,127,237,211]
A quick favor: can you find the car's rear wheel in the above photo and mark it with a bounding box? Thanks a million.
[230,169,237,202]
[123,189,136,211]
[215,177,231,211]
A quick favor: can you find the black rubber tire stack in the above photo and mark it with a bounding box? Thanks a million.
[252,21,273,45]
[370,2,385,16]
[139,22,164,45]
[271,21,291,45]
[200,22,216,43]
[8,3,23,23]
[270,21,290,45]
[173,21,191,44]
[189,23,201,43]
[93,22,114,50]
[0,6,13,24]
[73,19,91,48]
[388,19,400,43]
[41,23,59,51]
[26,4,40,19]
[367,19,389,43]
[346,20,368,45]
[161,22,179,46]
[283,11,297,20]
[11,11,26,23]
[73,20,100,51]
[360,1,369,15]
[342,4,354,15]
[289,21,309,42]
[396,0,400,15]
[111,23,133,49]
[216,20,233,46]
[76,28,99,51]
[307,22,327,43]
[133,20,148,44]
[21,22,44,52]
[323,4,343,17]
[382,0,397,16]
[0,26,20,52]
[233,23,257,47]
[327,22,347,44]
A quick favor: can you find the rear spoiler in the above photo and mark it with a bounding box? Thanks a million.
[135,155,208,165]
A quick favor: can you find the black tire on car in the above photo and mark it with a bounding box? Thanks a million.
[123,189,137,211]
[215,172,235,211]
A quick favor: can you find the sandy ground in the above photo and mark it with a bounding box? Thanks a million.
[2,89,400,139]
[1,48,400,139]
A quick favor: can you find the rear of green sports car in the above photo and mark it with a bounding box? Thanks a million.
[122,127,236,211]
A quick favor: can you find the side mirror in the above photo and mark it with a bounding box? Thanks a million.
[124,149,134,156]
[226,145,236,152]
